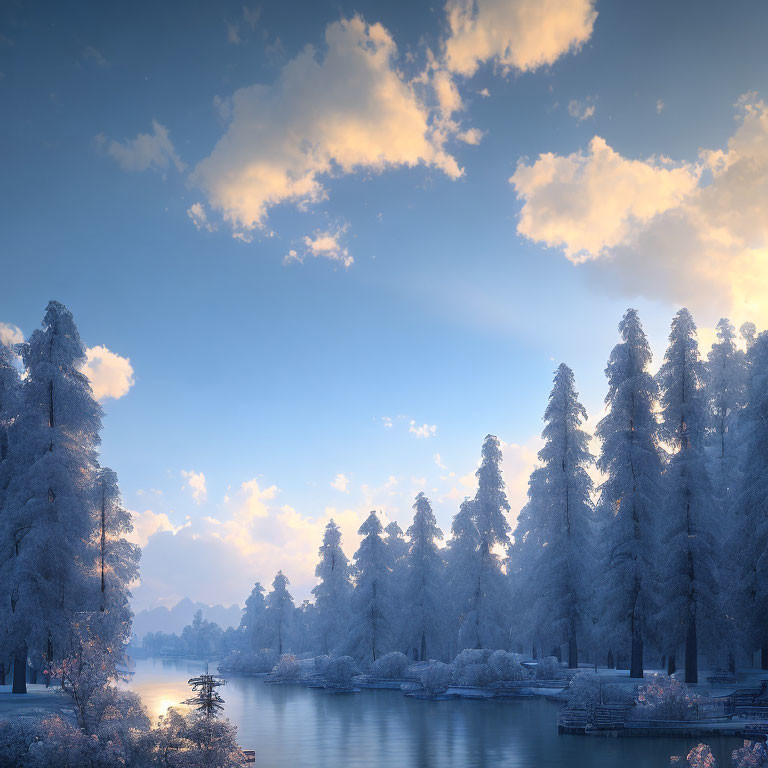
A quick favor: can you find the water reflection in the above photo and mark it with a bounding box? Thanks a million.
[129,658,742,768]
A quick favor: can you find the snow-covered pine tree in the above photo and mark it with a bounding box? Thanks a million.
[0,301,102,693]
[239,582,266,651]
[402,493,445,661]
[655,308,719,683]
[446,498,480,657]
[521,364,595,668]
[264,571,294,654]
[596,308,663,678]
[346,511,392,665]
[459,435,512,650]
[731,331,768,669]
[383,520,407,652]
[312,520,352,655]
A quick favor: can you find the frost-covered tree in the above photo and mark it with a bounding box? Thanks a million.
[446,498,480,657]
[452,435,512,651]
[263,571,294,654]
[0,338,21,492]
[731,332,768,668]
[518,364,595,668]
[346,511,392,665]
[596,309,663,678]
[402,493,445,661]
[655,309,719,683]
[312,520,351,655]
[384,520,407,650]
[239,582,266,651]
[0,301,102,693]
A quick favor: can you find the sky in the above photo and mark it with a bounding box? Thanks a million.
[3,0,768,612]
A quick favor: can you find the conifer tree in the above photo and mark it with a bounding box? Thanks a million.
[596,309,663,678]
[264,571,294,654]
[239,582,266,651]
[519,364,595,668]
[403,493,445,661]
[312,520,352,655]
[656,309,719,683]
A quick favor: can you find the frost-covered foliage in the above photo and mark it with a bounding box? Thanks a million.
[511,364,594,668]
[487,650,531,682]
[632,674,701,721]
[239,581,267,651]
[270,653,302,681]
[346,511,393,665]
[325,655,359,687]
[419,662,452,696]
[402,493,446,662]
[451,649,495,686]
[534,656,563,680]
[312,520,352,655]
[370,651,409,679]
[264,571,295,655]
[732,740,768,767]
[566,671,632,709]
[595,308,663,679]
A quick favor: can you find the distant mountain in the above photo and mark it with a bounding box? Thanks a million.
[131,598,242,641]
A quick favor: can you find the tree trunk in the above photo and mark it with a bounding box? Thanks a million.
[728,650,736,675]
[685,619,698,684]
[551,645,561,662]
[0,662,5,686]
[12,645,27,694]
[630,634,643,679]
[30,667,37,685]
[568,635,578,669]
[607,649,614,669]
[420,631,427,662]
[667,653,676,676]
[761,644,768,670]
[531,643,538,660]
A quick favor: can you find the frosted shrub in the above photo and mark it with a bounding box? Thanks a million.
[732,740,768,767]
[566,671,632,709]
[451,649,495,687]
[535,656,562,679]
[326,656,359,687]
[420,662,452,696]
[488,650,531,682]
[633,674,701,721]
[271,654,301,681]
[220,648,277,674]
[314,655,332,676]
[370,652,409,679]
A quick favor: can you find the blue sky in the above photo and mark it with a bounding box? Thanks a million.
[3,0,768,610]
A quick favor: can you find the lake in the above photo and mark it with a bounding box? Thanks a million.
[128,657,743,768]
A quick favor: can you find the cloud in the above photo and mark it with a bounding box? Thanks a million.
[0,322,23,346]
[104,120,186,174]
[443,0,597,76]
[330,473,350,493]
[510,94,768,325]
[382,416,393,428]
[285,226,353,268]
[457,127,483,145]
[568,98,595,123]
[181,470,207,504]
[409,420,437,438]
[127,509,189,548]
[434,453,447,469]
[243,6,261,30]
[81,46,109,68]
[226,22,241,45]
[193,16,461,232]
[186,202,216,232]
[83,345,135,400]
[656,99,665,114]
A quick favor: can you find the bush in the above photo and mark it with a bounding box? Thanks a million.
[420,662,453,696]
[220,648,278,674]
[632,674,701,721]
[270,654,301,681]
[325,656,359,688]
[370,652,409,679]
[566,671,633,709]
[451,649,495,687]
[488,650,531,682]
[535,656,562,680]
[314,655,332,676]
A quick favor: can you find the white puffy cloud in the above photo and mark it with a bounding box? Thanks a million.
[127,509,189,548]
[444,0,597,76]
[83,345,135,400]
[186,202,216,232]
[510,94,768,325]
[193,16,461,232]
[330,473,350,493]
[656,99,665,114]
[568,98,595,123]
[409,420,437,438]
[181,469,207,504]
[104,120,185,174]
[0,322,23,346]
[285,226,353,268]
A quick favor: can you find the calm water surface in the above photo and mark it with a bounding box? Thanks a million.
[128,658,742,768]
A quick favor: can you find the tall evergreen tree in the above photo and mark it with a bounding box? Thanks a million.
[312,520,352,655]
[596,308,663,678]
[0,301,102,693]
[239,582,266,651]
[446,498,479,657]
[656,308,719,683]
[403,493,445,661]
[519,364,595,668]
[264,571,294,654]
[346,511,392,665]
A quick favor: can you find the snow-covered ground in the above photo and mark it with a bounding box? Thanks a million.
[0,684,72,720]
